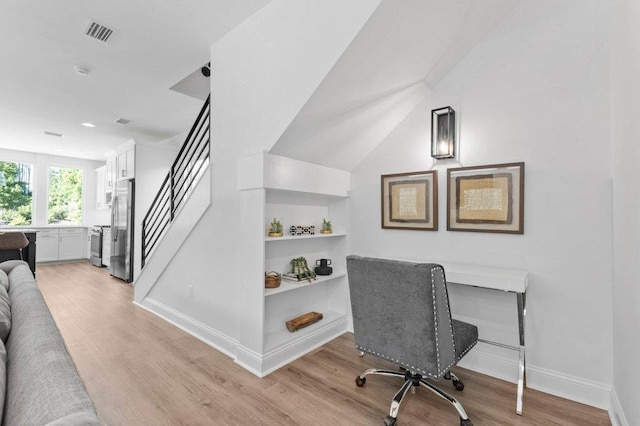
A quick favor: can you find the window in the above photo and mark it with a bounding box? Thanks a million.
[0,160,33,226]
[48,166,83,225]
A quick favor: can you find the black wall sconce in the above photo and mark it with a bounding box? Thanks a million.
[431,106,456,159]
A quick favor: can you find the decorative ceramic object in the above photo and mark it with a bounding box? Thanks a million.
[314,258,333,275]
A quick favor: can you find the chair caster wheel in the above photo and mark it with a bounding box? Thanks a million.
[384,415,397,426]
[460,417,473,426]
[453,378,464,391]
[355,376,366,387]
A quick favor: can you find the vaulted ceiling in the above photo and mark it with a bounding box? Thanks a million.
[0,0,518,165]
[271,0,519,171]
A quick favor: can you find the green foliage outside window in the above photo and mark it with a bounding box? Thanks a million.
[0,161,33,226]
[48,167,83,225]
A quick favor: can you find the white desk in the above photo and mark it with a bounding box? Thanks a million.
[442,262,528,415]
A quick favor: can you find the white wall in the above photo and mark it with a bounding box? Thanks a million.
[136,0,381,366]
[350,0,613,409]
[0,147,109,227]
[610,1,640,424]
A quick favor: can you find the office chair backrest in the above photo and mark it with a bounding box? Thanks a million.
[346,255,457,378]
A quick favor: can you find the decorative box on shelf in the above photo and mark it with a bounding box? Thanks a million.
[289,225,315,236]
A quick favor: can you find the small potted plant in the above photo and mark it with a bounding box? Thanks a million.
[268,217,283,237]
[320,218,332,234]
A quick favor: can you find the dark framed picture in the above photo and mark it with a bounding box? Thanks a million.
[447,162,524,234]
[381,170,438,231]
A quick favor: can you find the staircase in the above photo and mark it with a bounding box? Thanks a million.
[141,95,210,268]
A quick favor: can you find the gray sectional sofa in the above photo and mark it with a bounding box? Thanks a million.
[0,260,100,425]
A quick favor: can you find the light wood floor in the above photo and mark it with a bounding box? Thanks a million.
[36,261,610,426]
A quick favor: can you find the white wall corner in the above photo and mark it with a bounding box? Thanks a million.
[609,387,629,426]
[234,345,267,378]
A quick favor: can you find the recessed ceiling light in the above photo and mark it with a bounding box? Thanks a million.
[82,122,95,127]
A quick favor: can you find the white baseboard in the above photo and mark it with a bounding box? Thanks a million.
[128,302,619,415]
[135,297,348,379]
[458,343,611,410]
[609,388,629,426]
[527,364,611,410]
[235,316,349,377]
[259,316,348,377]
[135,297,238,360]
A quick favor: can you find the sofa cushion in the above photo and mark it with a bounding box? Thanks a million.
[0,338,6,421]
[0,260,25,275]
[0,285,10,342]
[0,269,8,291]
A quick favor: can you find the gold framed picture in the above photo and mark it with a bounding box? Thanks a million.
[381,170,438,231]
[447,162,524,234]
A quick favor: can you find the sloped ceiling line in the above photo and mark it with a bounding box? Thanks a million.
[270,0,522,172]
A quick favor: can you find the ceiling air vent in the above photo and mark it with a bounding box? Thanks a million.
[115,118,130,125]
[83,19,115,43]
[44,131,64,138]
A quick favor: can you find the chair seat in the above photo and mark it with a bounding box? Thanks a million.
[453,319,478,361]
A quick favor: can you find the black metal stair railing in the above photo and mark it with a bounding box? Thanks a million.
[141,95,210,268]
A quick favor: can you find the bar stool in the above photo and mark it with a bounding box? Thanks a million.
[0,232,29,260]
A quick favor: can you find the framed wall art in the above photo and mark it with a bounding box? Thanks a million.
[381,170,438,231]
[447,162,524,234]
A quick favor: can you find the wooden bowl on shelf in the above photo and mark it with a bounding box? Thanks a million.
[265,271,281,288]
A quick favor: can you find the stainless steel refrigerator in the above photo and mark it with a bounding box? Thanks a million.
[110,179,134,282]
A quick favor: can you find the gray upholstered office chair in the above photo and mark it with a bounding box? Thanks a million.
[0,232,29,260]
[347,255,478,426]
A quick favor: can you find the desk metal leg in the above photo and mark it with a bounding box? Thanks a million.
[516,291,526,415]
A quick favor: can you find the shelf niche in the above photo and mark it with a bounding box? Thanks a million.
[237,152,351,377]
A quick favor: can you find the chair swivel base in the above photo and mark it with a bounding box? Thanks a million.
[355,368,473,426]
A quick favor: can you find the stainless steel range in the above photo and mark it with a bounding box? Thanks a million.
[89,226,110,267]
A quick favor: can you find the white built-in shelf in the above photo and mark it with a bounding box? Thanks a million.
[264,272,346,297]
[264,232,346,242]
[264,310,346,353]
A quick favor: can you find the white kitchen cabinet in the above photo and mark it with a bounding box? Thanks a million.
[117,146,135,181]
[35,229,59,262]
[34,227,88,263]
[104,141,135,207]
[95,165,108,209]
[58,228,87,261]
[106,156,116,191]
